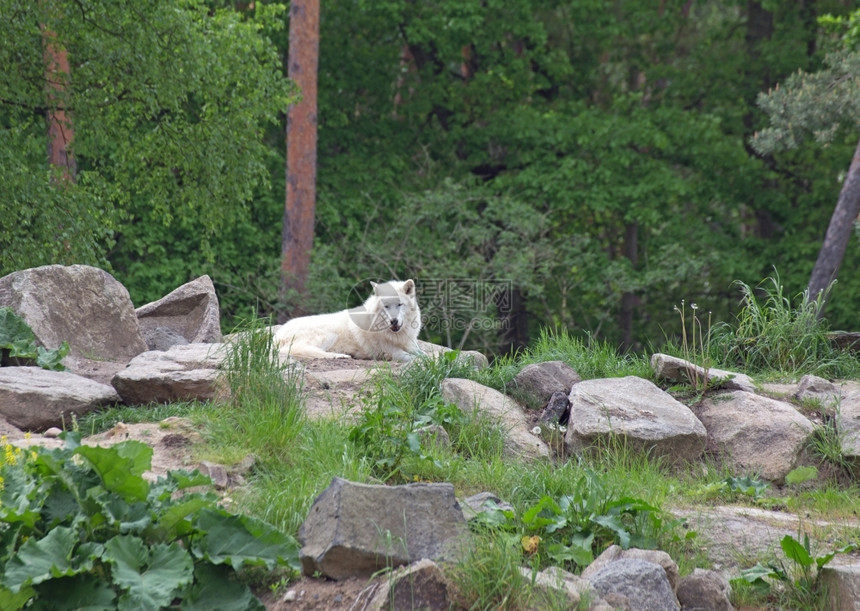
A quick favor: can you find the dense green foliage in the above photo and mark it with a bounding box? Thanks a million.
[0,432,300,610]
[2,1,859,353]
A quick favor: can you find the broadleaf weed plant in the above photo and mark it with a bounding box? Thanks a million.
[471,467,680,573]
[0,432,300,609]
[731,532,855,609]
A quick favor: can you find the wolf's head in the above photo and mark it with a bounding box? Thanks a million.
[350,279,421,334]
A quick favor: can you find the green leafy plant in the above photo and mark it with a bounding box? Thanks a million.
[732,533,855,608]
[692,475,769,503]
[0,432,300,610]
[474,469,682,570]
[347,352,476,482]
[0,307,69,371]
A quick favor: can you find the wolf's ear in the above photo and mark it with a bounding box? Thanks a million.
[370,281,378,292]
[403,279,415,295]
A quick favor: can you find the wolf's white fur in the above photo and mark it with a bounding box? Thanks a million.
[275,279,423,361]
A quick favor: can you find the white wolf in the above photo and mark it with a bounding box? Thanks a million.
[275,279,423,361]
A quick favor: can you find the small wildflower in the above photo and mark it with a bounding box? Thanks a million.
[531,426,542,436]
[558,425,567,433]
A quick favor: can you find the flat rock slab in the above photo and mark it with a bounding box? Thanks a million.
[651,353,756,392]
[0,366,120,430]
[112,343,228,405]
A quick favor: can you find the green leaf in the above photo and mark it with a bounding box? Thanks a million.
[35,341,69,371]
[780,534,814,569]
[546,532,594,567]
[192,508,300,572]
[0,309,36,350]
[784,466,818,486]
[592,514,631,549]
[406,432,421,454]
[521,496,563,530]
[816,544,855,570]
[31,574,115,610]
[104,536,193,611]
[167,469,213,490]
[178,564,265,611]
[2,526,78,592]
[154,496,213,540]
[0,584,35,611]
[736,562,780,589]
[76,442,152,502]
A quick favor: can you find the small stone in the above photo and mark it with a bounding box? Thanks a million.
[282,589,297,602]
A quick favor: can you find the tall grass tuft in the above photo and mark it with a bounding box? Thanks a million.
[710,272,857,378]
[213,317,306,461]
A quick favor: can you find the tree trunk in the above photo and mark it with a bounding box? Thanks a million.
[807,136,860,311]
[619,221,638,352]
[42,25,75,181]
[280,0,320,321]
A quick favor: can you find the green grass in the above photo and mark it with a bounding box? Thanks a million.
[77,400,215,436]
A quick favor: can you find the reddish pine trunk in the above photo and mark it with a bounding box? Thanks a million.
[280,0,320,321]
[42,26,75,181]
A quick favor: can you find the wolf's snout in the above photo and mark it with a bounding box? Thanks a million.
[390,320,402,332]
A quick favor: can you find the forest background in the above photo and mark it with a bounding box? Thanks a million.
[2,0,859,357]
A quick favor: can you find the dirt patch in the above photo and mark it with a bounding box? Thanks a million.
[258,575,388,611]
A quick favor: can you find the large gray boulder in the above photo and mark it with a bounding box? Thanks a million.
[586,558,680,611]
[581,545,680,592]
[366,559,452,611]
[693,391,815,482]
[135,275,222,350]
[794,374,841,410]
[111,343,227,405]
[441,378,550,461]
[298,477,467,580]
[0,367,119,430]
[565,376,707,464]
[0,265,147,385]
